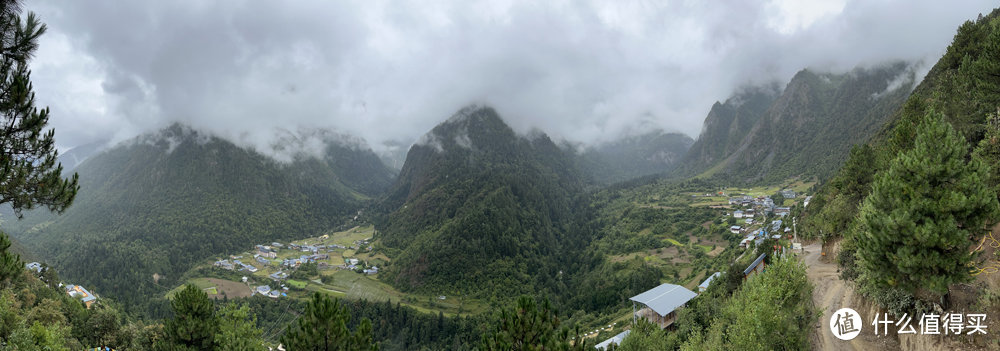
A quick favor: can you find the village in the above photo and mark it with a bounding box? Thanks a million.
[593,187,811,350]
[163,224,487,317]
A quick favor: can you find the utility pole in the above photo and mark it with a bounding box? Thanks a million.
[793,217,798,242]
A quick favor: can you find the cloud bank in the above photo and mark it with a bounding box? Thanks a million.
[26,0,999,158]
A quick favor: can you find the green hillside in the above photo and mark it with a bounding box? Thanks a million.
[678,62,915,183]
[6,124,393,312]
[376,106,590,299]
[574,131,694,184]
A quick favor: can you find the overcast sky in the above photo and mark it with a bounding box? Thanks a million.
[25,0,998,157]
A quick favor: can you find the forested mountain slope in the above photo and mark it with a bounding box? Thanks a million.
[574,131,694,184]
[376,106,592,299]
[678,62,916,183]
[6,124,393,310]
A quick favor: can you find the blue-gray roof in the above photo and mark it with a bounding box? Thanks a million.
[629,283,697,316]
[595,330,631,350]
[698,272,721,290]
[744,253,766,275]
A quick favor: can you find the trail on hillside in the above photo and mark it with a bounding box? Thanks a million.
[802,243,900,351]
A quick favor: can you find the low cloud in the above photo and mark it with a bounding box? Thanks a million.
[26,0,998,158]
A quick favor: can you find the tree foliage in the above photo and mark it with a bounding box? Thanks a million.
[280,292,378,351]
[0,0,78,217]
[480,295,586,351]
[680,258,815,351]
[161,284,218,350]
[856,110,1000,296]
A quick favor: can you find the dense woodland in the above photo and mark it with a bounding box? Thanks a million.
[805,9,1000,316]
[2,0,1000,349]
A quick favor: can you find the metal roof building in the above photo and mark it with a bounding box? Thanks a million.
[595,330,631,350]
[630,283,697,329]
[698,272,721,292]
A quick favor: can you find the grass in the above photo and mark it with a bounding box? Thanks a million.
[175,224,488,317]
[664,238,682,246]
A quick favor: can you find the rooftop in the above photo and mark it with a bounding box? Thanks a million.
[629,283,697,317]
[744,253,767,275]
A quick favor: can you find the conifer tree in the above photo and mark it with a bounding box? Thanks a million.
[0,230,20,285]
[161,284,218,350]
[480,295,587,351]
[215,303,265,351]
[0,0,78,217]
[281,292,377,351]
[857,110,1000,297]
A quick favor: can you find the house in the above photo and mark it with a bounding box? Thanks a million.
[268,290,280,298]
[698,272,721,293]
[214,260,235,270]
[309,254,329,261]
[364,266,379,275]
[729,226,742,234]
[65,284,97,308]
[271,242,284,248]
[347,258,360,266]
[744,218,753,225]
[595,330,632,350]
[780,189,796,199]
[257,250,277,258]
[770,220,783,231]
[770,234,782,240]
[775,207,791,217]
[630,283,697,329]
[256,285,271,295]
[739,235,755,249]
[743,253,767,280]
[25,262,42,274]
[733,210,744,218]
[269,271,289,280]
[256,257,271,264]
[804,196,813,208]
[744,209,755,218]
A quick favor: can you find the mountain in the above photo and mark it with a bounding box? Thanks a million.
[6,124,393,310]
[376,106,589,297]
[574,131,694,184]
[677,62,916,183]
[679,85,780,174]
[57,140,108,172]
[806,9,1000,240]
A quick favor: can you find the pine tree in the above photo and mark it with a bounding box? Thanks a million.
[0,230,20,286]
[215,303,265,351]
[161,284,218,350]
[973,112,1000,197]
[280,292,377,351]
[480,295,587,351]
[0,0,78,217]
[857,110,1000,297]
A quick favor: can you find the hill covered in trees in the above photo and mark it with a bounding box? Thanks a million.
[4,124,394,312]
[375,106,593,299]
[572,131,694,184]
[676,62,916,183]
[806,8,1000,314]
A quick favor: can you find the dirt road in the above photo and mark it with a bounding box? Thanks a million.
[802,243,899,351]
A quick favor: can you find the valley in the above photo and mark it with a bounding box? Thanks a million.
[1,2,999,350]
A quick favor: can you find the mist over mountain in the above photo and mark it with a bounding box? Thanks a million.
[6,123,392,308]
[375,106,590,297]
[676,61,917,183]
[573,131,695,184]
